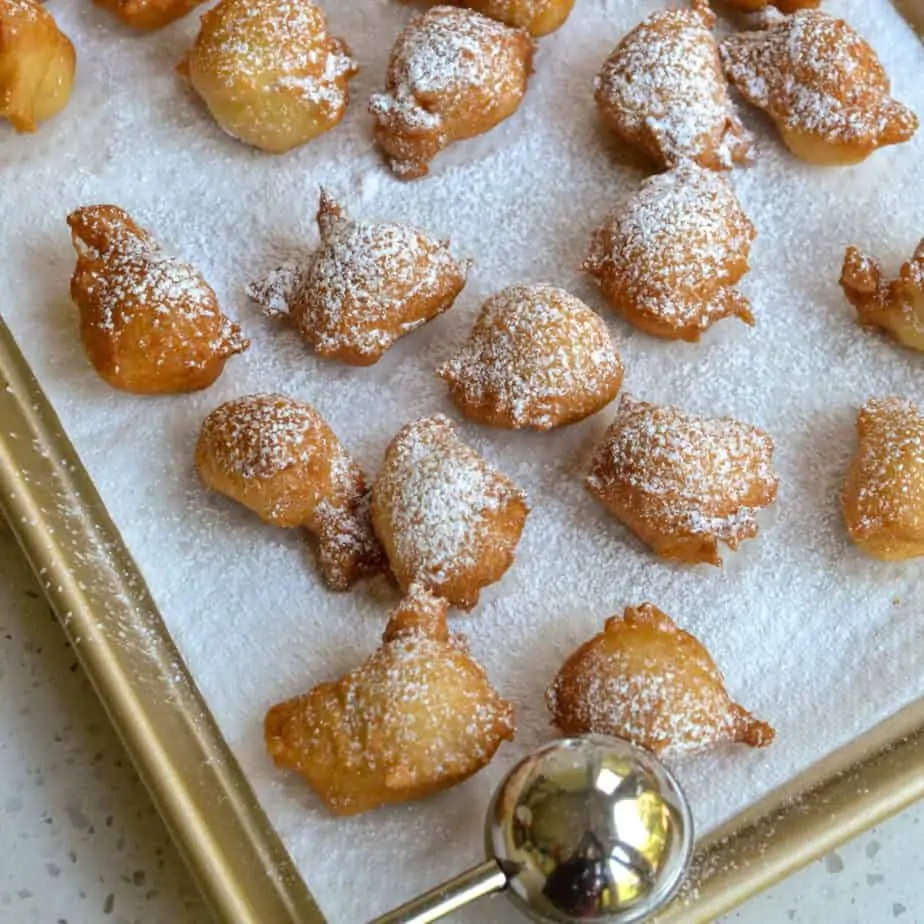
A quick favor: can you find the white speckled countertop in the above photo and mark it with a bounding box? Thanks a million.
[0,514,921,924]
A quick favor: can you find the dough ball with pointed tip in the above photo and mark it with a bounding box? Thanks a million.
[547,603,775,755]
[721,10,918,165]
[440,283,623,430]
[371,415,529,610]
[179,0,358,153]
[369,6,535,180]
[0,0,75,132]
[249,189,469,365]
[67,205,248,394]
[843,397,924,562]
[265,584,515,814]
[586,395,779,565]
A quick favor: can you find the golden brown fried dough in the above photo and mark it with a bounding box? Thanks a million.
[249,189,469,366]
[265,584,515,814]
[547,603,774,755]
[422,0,575,36]
[0,0,75,132]
[586,395,779,565]
[196,394,386,590]
[721,10,918,165]
[95,0,204,30]
[439,283,623,430]
[843,397,924,562]
[594,0,752,171]
[584,162,756,342]
[67,205,248,394]
[371,415,529,609]
[179,0,357,153]
[369,6,535,179]
[841,241,924,353]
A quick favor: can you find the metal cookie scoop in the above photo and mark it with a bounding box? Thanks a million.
[369,735,694,924]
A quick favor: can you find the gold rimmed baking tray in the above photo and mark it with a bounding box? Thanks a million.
[1,9,922,921]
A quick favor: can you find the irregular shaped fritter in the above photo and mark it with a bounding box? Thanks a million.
[423,0,575,36]
[95,0,205,30]
[439,283,623,430]
[369,5,535,179]
[841,240,924,353]
[371,415,529,609]
[843,397,924,562]
[586,395,779,565]
[249,189,469,365]
[547,603,775,756]
[584,162,756,342]
[0,0,75,132]
[67,205,248,393]
[721,10,918,165]
[264,584,515,815]
[594,0,752,171]
[195,393,386,590]
[179,0,358,153]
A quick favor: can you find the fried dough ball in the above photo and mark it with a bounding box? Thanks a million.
[67,205,248,394]
[369,6,535,180]
[95,0,204,30]
[586,395,779,565]
[594,0,752,172]
[439,283,623,430]
[547,603,775,756]
[0,0,75,132]
[248,189,469,366]
[721,10,919,166]
[842,397,924,562]
[423,0,575,36]
[584,162,756,342]
[841,240,924,353]
[371,415,529,610]
[179,0,358,154]
[722,0,819,10]
[195,394,386,590]
[264,584,515,814]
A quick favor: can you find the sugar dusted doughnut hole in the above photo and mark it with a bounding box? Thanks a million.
[721,10,918,166]
[439,283,623,430]
[584,162,756,342]
[371,415,529,610]
[249,189,469,366]
[195,394,386,590]
[547,603,775,756]
[843,398,924,562]
[841,240,924,353]
[369,6,535,180]
[428,0,575,36]
[0,0,75,132]
[179,0,357,154]
[67,205,248,394]
[586,395,779,565]
[95,0,205,30]
[594,0,752,172]
[265,584,514,815]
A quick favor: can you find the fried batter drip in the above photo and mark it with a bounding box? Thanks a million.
[586,395,779,565]
[265,584,515,814]
[67,205,248,393]
[547,603,775,755]
[195,394,386,590]
[843,397,924,562]
[249,189,469,365]
[721,10,918,165]
[370,6,535,179]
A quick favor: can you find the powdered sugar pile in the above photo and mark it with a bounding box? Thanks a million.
[1,0,923,921]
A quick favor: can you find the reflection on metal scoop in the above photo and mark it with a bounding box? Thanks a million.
[369,735,693,924]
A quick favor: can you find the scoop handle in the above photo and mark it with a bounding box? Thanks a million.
[367,858,510,924]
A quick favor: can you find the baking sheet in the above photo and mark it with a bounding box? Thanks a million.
[2,1,923,921]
